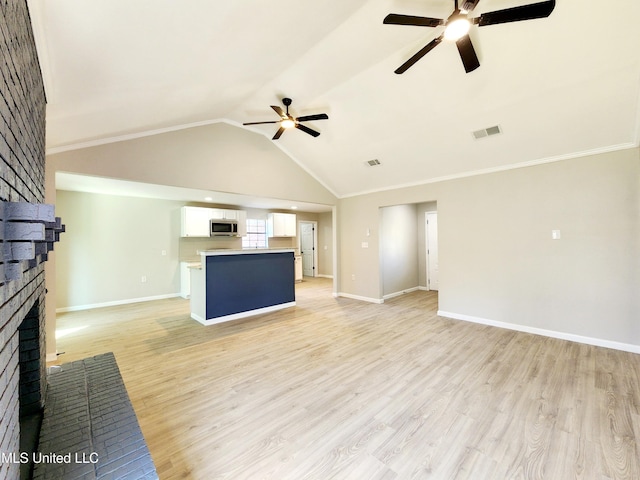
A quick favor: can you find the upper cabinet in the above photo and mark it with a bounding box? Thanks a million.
[210,208,237,220]
[181,206,246,237]
[267,213,296,237]
[181,206,212,237]
[235,210,247,237]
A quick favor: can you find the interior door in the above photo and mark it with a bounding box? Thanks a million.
[300,222,316,277]
[426,212,439,291]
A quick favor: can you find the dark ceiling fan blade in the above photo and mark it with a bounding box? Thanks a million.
[383,13,444,27]
[461,0,481,11]
[456,35,480,73]
[395,34,443,74]
[272,126,286,140]
[271,105,287,118]
[475,0,555,26]
[295,123,320,137]
[243,120,279,125]
[296,113,329,122]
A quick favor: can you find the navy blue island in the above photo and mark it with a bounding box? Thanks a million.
[189,249,296,325]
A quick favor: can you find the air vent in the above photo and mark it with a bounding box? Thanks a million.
[472,125,502,140]
[366,159,381,167]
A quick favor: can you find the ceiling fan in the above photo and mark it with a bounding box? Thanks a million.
[384,0,555,74]
[243,98,329,140]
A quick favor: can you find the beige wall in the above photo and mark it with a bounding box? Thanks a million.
[317,211,334,277]
[49,122,337,206]
[380,204,419,297]
[55,191,184,309]
[338,148,640,348]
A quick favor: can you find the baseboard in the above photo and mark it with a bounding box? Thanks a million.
[438,310,640,354]
[56,293,182,313]
[337,292,384,304]
[316,274,334,279]
[383,286,420,300]
[191,301,296,326]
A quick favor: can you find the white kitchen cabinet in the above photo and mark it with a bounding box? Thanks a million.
[236,209,247,237]
[181,206,247,237]
[181,206,213,237]
[267,213,296,237]
[210,208,237,220]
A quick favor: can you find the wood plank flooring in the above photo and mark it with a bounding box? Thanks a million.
[52,278,640,479]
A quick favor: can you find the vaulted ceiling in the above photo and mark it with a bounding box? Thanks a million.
[29,0,640,198]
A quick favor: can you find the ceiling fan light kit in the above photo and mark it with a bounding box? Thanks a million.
[243,97,328,140]
[384,0,556,74]
[444,15,470,41]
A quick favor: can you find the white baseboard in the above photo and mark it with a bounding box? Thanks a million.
[56,293,182,313]
[316,274,334,279]
[383,286,420,300]
[438,310,640,354]
[337,292,384,304]
[191,301,296,326]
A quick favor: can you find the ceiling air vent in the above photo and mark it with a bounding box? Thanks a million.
[366,159,382,166]
[472,125,502,140]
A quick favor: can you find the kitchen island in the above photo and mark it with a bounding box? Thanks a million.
[189,249,296,325]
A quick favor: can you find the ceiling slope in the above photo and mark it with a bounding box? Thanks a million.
[29,0,640,198]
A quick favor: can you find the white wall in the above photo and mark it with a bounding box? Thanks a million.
[338,148,640,350]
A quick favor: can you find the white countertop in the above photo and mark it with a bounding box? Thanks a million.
[198,248,296,256]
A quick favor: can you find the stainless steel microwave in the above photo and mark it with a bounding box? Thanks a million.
[210,219,239,236]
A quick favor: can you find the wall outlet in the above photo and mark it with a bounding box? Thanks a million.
[351,274,356,281]
[141,276,147,283]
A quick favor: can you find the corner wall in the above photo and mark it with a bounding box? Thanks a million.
[338,148,640,350]
[0,1,47,477]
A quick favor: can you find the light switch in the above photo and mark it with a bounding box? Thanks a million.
[551,230,561,240]
[361,242,369,248]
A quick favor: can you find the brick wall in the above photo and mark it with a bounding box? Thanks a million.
[0,0,47,479]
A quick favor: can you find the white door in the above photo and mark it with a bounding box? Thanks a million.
[426,212,439,291]
[300,222,316,277]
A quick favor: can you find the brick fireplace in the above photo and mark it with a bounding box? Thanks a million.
[0,1,48,479]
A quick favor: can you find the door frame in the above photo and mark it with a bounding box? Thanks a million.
[298,220,318,278]
[425,211,438,291]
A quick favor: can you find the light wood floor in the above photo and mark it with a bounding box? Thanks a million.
[52,278,640,479]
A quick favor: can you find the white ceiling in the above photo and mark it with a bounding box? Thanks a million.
[29,0,640,201]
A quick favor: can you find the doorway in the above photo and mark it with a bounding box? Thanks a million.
[299,221,317,278]
[425,212,439,291]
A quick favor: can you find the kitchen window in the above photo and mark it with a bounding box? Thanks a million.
[242,218,268,249]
